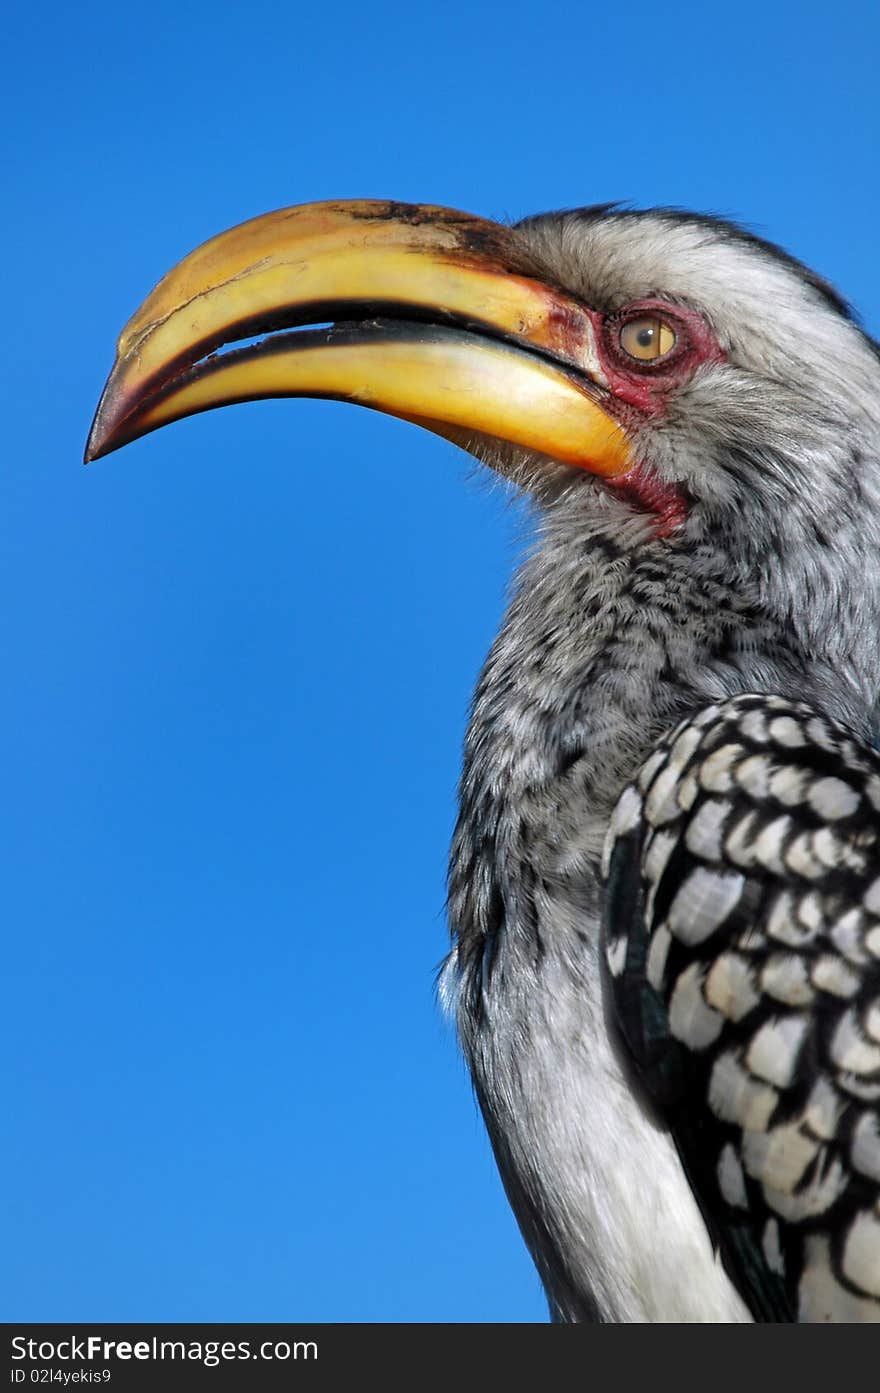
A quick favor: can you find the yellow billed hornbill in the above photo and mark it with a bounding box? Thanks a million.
[86,200,880,1322]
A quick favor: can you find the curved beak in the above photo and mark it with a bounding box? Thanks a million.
[85,199,630,478]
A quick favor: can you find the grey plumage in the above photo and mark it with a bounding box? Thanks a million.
[441,208,880,1321]
[88,198,880,1322]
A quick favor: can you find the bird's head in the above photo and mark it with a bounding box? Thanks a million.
[86,200,880,714]
[510,207,880,527]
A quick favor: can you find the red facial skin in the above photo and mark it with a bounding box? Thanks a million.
[587,300,726,537]
[607,462,690,537]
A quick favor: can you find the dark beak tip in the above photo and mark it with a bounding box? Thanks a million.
[83,416,107,464]
[83,373,128,463]
[83,426,123,464]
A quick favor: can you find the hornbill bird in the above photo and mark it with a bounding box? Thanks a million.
[86,200,880,1322]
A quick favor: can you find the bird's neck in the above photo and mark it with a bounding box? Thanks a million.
[447,502,868,972]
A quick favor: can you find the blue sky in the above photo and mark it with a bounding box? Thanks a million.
[4,0,879,1322]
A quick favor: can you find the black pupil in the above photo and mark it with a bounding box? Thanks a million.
[636,326,655,348]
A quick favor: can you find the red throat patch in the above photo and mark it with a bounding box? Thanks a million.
[606,463,689,538]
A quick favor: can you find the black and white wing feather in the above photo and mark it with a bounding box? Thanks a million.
[601,694,880,1322]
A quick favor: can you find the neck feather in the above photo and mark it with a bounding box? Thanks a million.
[448,499,873,974]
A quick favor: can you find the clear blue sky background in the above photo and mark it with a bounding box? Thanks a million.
[4,0,879,1323]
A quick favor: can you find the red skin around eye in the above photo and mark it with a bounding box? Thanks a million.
[590,299,725,415]
[586,301,724,535]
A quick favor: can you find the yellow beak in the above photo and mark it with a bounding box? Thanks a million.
[85,199,630,477]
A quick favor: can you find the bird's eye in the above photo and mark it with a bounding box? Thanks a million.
[618,316,677,363]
